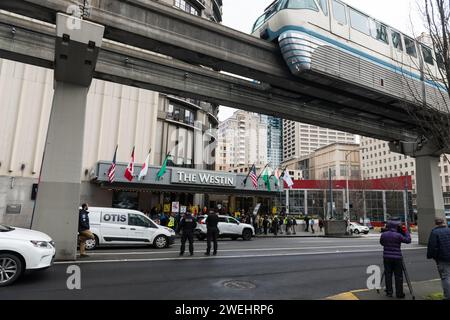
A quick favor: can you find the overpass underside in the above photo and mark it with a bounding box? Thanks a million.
[0,0,446,259]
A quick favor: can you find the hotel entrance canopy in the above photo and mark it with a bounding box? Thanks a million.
[94,162,282,196]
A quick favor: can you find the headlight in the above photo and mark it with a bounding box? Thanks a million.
[30,240,52,249]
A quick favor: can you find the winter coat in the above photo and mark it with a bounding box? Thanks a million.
[427,225,450,263]
[380,221,411,259]
[78,209,90,232]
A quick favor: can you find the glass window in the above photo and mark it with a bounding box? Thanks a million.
[318,0,328,15]
[391,31,403,51]
[370,20,388,44]
[252,14,266,32]
[422,45,434,65]
[218,217,228,223]
[129,214,152,228]
[404,36,417,57]
[167,103,174,116]
[332,0,347,25]
[350,9,370,35]
[286,0,319,10]
[228,217,239,224]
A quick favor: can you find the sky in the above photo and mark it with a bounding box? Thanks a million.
[218,0,425,121]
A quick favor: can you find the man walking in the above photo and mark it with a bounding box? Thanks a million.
[427,218,450,300]
[177,211,197,256]
[78,203,95,258]
[205,210,220,256]
[380,219,411,298]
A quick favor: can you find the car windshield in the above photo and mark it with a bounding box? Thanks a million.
[0,225,14,232]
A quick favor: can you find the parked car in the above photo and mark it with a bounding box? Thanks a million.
[349,222,370,235]
[195,215,254,241]
[0,224,55,287]
[84,207,176,250]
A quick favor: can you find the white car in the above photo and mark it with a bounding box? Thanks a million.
[84,207,176,250]
[349,222,370,235]
[0,224,55,287]
[195,215,255,241]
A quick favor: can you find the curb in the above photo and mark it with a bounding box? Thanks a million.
[325,279,442,301]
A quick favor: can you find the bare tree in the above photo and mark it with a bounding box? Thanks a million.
[399,0,450,158]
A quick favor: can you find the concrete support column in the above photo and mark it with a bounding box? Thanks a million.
[31,14,104,261]
[416,156,446,245]
[382,190,387,222]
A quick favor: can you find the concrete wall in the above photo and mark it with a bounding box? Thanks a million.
[0,176,37,228]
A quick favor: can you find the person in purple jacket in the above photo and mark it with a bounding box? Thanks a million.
[380,219,411,298]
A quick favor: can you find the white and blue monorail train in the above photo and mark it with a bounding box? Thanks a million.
[252,0,448,111]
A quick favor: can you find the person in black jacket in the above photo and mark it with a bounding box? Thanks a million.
[78,203,95,258]
[177,211,197,256]
[427,218,450,300]
[205,211,220,256]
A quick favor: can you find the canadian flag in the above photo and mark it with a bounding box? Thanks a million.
[124,147,135,182]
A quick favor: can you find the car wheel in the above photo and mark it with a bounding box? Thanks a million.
[0,253,23,287]
[242,229,252,241]
[85,235,99,251]
[154,235,168,249]
[353,229,360,235]
[197,234,206,241]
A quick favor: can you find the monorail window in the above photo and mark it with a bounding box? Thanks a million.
[349,9,370,35]
[370,20,388,44]
[391,31,403,51]
[421,45,434,65]
[404,36,417,58]
[285,0,318,11]
[317,0,328,15]
[332,0,347,25]
[252,14,266,32]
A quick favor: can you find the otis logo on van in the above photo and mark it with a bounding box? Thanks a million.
[101,213,127,224]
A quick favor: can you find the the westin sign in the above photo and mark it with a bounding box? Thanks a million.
[171,169,236,187]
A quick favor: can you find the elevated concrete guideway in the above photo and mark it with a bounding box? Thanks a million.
[0,10,417,142]
[0,0,421,142]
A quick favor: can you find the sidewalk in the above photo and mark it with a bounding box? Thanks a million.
[254,226,362,238]
[326,279,444,300]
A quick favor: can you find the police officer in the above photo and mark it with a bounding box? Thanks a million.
[78,203,95,258]
[205,210,220,256]
[177,211,197,256]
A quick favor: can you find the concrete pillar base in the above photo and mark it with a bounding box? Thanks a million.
[416,156,446,245]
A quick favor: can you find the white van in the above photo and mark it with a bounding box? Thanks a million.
[84,207,175,250]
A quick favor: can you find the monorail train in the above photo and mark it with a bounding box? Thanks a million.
[252,0,448,111]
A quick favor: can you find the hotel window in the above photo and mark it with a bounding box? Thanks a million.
[174,0,200,16]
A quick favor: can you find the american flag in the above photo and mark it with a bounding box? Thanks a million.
[249,164,258,189]
[107,145,118,183]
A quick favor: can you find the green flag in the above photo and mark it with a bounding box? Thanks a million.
[262,168,271,192]
[157,155,171,180]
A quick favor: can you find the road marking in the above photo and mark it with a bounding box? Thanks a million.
[89,244,424,256]
[326,292,360,300]
[55,247,426,265]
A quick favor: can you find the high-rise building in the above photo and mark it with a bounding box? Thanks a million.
[216,110,267,173]
[360,137,450,210]
[266,116,283,168]
[0,0,223,227]
[282,121,356,161]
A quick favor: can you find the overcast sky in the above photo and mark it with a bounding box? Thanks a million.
[218,0,425,121]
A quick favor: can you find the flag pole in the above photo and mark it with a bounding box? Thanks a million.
[256,163,270,181]
[242,164,254,186]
